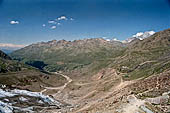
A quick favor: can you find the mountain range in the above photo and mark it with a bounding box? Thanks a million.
[10,38,125,72]
[0,28,170,113]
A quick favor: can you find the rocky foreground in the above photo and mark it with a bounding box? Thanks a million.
[0,85,62,113]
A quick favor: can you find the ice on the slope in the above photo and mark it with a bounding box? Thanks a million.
[0,85,6,88]
[3,99,9,102]
[13,106,34,113]
[38,100,44,104]
[0,101,13,113]
[19,97,28,102]
[0,88,61,112]
[140,105,154,113]
[11,89,61,105]
[0,89,16,98]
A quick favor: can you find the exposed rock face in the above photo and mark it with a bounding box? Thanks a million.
[145,91,170,105]
[0,50,11,60]
[0,50,22,73]
[145,94,169,105]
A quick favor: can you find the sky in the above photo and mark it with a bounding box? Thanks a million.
[0,0,170,46]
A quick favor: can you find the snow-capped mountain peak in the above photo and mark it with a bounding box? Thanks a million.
[132,31,155,40]
[122,31,155,43]
[132,32,144,38]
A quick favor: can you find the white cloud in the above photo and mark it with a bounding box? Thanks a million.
[70,18,74,21]
[10,20,19,25]
[51,26,56,29]
[46,16,74,28]
[0,43,25,48]
[48,20,56,24]
[132,31,155,39]
[57,16,68,21]
[57,23,61,26]
[123,30,156,43]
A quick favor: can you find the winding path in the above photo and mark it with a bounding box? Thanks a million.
[41,72,72,94]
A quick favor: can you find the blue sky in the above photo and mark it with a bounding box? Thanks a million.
[0,0,170,45]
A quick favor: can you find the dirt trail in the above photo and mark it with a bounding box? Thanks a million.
[74,71,134,113]
[138,60,156,66]
[76,80,133,113]
[41,72,72,94]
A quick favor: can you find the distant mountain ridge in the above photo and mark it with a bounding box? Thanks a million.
[10,29,170,75]
[10,38,125,72]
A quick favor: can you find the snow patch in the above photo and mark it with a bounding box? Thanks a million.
[0,101,13,113]
[0,89,16,98]
[11,89,61,105]
[19,97,28,102]
[0,88,62,112]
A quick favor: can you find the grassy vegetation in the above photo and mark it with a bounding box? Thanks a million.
[0,58,22,73]
[11,42,126,73]
[113,46,170,80]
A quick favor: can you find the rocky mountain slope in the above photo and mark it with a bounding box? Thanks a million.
[0,48,67,89]
[0,50,11,60]
[0,50,22,73]
[112,28,170,80]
